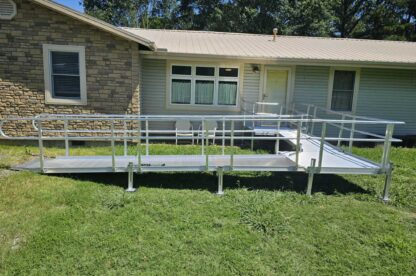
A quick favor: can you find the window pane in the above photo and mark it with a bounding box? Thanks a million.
[195,80,214,105]
[172,65,191,75]
[171,79,191,104]
[218,81,237,105]
[333,71,355,90]
[331,70,355,111]
[52,75,81,98]
[196,67,215,76]
[52,52,79,75]
[219,68,238,77]
[331,90,353,111]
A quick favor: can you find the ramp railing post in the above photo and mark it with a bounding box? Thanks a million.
[222,117,225,155]
[201,120,205,156]
[145,118,149,156]
[306,158,316,196]
[37,118,45,173]
[123,120,128,157]
[230,120,234,170]
[64,116,69,157]
[295,121,301,167]
[310,106,317,136]
[305,105,311,133]
[250,126,254,151]
[205,121,209,172]
[382,162,393,202]
[111,120,116,172]
[275,106,283,153]
[217,167,224,196]
[318,122,327,170]
[337,114,345,148]
[348,121,355,153]
[137,118,142,173]
[381,124,394,169]
[126,162,136,192]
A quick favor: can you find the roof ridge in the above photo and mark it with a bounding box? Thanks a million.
[121,27,416,44]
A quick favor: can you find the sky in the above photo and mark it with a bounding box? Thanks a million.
[54,0,84,12]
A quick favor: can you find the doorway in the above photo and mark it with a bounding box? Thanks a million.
[263,69,288,105]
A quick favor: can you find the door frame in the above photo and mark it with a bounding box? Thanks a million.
[259,65,295,108]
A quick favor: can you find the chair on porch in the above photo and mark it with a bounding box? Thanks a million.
[175,120,194,145]
[197,121,218,145]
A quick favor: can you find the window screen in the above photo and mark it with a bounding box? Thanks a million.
[331,70,355,111]
[51,52,81,99]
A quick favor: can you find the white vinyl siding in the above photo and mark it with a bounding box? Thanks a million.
[356,68,416,136]
[293,65,416,136]
[293,66,329,107]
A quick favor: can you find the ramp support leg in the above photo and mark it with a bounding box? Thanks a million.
[382,162,393,202]
[306,159,316,196]
[217,167,224,196]
[126,162,136,192]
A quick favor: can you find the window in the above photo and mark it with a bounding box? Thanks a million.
[170,64,239,107]
[43,45,87,105]
[218,81,237,105]
[329,69,359,112]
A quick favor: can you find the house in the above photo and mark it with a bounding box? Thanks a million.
[1,0,415,138]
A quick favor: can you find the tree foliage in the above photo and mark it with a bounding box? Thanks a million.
[82,0,416,41]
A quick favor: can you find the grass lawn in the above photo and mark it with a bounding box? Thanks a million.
[0,144,415,275]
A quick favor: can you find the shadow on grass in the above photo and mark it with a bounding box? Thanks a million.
[58,171,368,195]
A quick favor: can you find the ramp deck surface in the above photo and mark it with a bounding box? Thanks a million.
[15,154,299,174]
[251,126,381,174]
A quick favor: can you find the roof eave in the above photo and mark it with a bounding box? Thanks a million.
[143,50,416,69]
[30,0,156,50]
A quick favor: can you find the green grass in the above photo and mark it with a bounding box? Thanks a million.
[0,144,415,275]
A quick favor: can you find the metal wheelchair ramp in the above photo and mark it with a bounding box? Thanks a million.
[15,154,298,173]
[0,103,404,200]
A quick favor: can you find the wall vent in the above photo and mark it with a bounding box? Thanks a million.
[0,0,16,20]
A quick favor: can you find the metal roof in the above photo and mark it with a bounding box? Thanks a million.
[123,28,416,67]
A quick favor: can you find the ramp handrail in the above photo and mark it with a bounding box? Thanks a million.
[0,109,404,180]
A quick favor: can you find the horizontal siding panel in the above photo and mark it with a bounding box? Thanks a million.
[357,68,416,136]
[242,63,260,110]
[293,66,329,108]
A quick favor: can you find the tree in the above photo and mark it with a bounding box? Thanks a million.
[82,0,416,41]
[285,0,333,36]
[330,0,366,38]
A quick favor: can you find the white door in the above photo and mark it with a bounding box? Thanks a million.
[263,70,288,105]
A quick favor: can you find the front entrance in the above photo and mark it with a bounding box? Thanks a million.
[263,69,288,105]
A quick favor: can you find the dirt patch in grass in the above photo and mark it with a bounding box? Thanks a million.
[0,169,17,178]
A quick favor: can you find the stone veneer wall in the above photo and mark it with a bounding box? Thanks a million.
[0,0,140,137]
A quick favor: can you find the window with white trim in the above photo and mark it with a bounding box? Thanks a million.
[170,64,239,106]
[330,70,358,112]
[43,45,87,105]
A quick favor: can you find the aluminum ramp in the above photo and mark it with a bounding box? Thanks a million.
[277,128,381,174]
[14,154,299,174]
[1,110,403,199]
